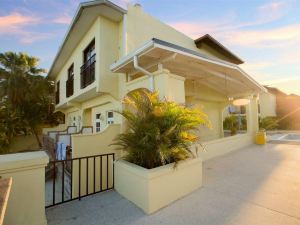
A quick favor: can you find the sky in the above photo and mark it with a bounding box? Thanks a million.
[0,0,300,95]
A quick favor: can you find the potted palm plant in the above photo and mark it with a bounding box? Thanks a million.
[113,89,209,214]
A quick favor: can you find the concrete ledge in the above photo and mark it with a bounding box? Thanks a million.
[115,158,202,214]
[195,134,254,161]
[0,151,49,225]
[0,152,48,173]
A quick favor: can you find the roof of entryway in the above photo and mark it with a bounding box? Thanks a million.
[110,38,266,97]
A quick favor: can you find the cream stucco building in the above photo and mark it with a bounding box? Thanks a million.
[258,87,277,118]
[45,0,266,160]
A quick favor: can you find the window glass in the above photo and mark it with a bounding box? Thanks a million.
[107,111,114,124]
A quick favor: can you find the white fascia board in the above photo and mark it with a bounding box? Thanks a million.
[153,42,237,70]
[153,42,266,93]
[110,38,266,93]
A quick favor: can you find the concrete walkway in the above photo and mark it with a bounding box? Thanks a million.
[47,144,300,225]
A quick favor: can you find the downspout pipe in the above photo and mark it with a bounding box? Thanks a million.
[133,55,154,92]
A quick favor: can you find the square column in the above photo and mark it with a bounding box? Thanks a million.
[153,69,186,104]
[246,95,259,135]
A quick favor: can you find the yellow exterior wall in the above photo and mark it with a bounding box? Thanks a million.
[198,43,235,63]
[125,69,186,103]
[125,5,199,54]
[91,102,121,132]
[58,93,121,132]
[71,124,121,198]
[193,133,253,161]
[42,124,67,135]
[115,158,202,214]
[259,92,277,117]
[185,81,227,141]
[55,18,100,108]
[98,17,120,98]
[0,151,48,225]
[125,5,233,62]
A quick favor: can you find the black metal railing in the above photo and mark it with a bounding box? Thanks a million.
[80,54,96,89]
[66,77,74,97]
[55,91,59,104]
[45,153,115,208]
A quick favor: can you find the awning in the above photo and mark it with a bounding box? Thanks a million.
[110,38,266,97]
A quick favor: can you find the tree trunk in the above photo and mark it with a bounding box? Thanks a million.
[32,127,42,148]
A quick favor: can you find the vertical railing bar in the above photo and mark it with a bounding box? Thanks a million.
[62,161,65,202]
[46,153,116,208]
[53,161,56,205]
[106,155,109,190]
[70,159,73,200]
[86,158,89,195]
[93,157,96,193]
[112,154,115,189]
[100,156,102,192]
[79,159,81,200]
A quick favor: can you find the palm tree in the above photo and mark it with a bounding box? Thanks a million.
[112,89,210,169]
[0,52,55,149]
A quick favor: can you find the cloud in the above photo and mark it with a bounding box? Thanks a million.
[0,12,40,31]
[53,15,72,24]
[257,1,289,24]
[222,24,300,47]
[0,12,55,44]
[168,0,296,47]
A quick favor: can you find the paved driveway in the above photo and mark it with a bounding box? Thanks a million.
[47,144,300,225]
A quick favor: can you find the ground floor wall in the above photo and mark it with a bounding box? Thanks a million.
[192,133,254,161]
[58,94,121,133]
[71,124,121,198]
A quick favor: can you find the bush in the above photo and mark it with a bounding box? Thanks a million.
[223,115,238,135]
[112,90,210,169]
[259,116,279,130]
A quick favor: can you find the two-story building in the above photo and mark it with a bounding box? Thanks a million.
[45,0,266,160]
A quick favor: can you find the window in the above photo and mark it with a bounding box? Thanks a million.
[55,81,60,104]
[95,113,101,132]
[84,39,95,63]
[66,64,74,97]
[68,64,74,79]
[107,111,114,124]
[81,39,96,89]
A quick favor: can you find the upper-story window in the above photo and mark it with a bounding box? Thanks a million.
[66,64,74,97]
[81,39,96,89]
[55,81,60,105]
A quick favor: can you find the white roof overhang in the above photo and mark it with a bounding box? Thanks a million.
[48,0,126,79]
[110,38,267,97]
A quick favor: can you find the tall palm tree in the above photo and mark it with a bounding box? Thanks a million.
[0,52,54,149]
[0,52,46,106]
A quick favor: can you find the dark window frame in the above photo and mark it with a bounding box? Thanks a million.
[55,81,60,104]
[81,38,96,89]
[66,63,74,97]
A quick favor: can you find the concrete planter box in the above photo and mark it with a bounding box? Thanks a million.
[114,158,202,214]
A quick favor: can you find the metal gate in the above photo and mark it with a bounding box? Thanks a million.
[45,153,115,208]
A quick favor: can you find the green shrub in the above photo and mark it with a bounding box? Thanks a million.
[112,90,210,169]
[223,115,238,135]
[259,116,279,130]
